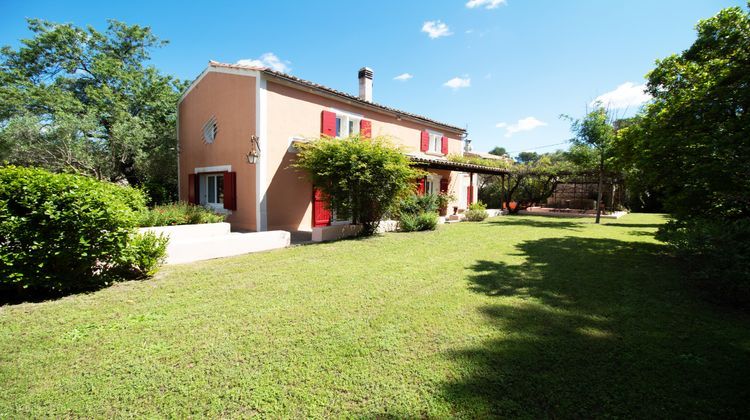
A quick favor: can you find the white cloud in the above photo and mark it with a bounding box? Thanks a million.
[422,20,452,39]
[466,0,507,9]
[443,76,471,89]
[393,73,413,81]
[495,117,547,137]
[236,53,291,73]
[591,82,651,109]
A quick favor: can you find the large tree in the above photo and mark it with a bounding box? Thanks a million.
[622,5,750,221]
[0,19,187,203]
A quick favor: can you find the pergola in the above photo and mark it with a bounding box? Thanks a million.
[408,155,510,202]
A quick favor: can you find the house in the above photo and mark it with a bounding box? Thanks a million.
[178,61,506,232]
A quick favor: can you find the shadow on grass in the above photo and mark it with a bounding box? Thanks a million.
[442,236,750,418]
[487,217,583,231]
[603,222,663,228]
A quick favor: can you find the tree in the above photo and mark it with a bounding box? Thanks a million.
[0,19,187,203]
[516,151,540,164]
[565,107,616,223]
[488,146,507,156]
[294,135,421,236]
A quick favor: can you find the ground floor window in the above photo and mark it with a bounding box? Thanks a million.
[202,173,224,207]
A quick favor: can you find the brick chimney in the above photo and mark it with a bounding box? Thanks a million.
[358,67,373,102]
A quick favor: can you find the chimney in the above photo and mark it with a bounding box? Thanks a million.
[358,67,373,102]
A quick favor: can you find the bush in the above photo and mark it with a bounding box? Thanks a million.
[114,231,168,279]
[399,211,439,232]
[464,209,489,222]
[396,193,439,218]
[138,202,225,227]
[657,218,750,307]
[0,166,163,300]
[469,201,488,211]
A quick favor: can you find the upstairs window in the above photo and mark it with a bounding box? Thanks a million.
[428,132,442,153]
[334,113,361,138]
[202,117,218,144]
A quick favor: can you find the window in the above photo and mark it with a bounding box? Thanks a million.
[202,174,224,206]
[202,117,218,144]
[333,112,360,138]
[424,174,441,195]
[428,132,442,153]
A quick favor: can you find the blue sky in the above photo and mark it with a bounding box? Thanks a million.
[1,0,744,156]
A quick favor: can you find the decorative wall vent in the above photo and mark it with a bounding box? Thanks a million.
[202,117,218,144]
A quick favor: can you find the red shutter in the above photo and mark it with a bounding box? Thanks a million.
[420,130,429,152]
[416,178,426,195]
[223,171,237,210]
[360,119,372,138]
[188,174,197,204]
[321,110,336,137]
[312,188,332,227]
[441,136,449,155]
[440,178,449,193]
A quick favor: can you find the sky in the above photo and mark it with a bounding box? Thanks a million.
[0,0,745,156]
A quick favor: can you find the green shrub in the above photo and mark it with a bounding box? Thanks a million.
[464,201,489,222]
[657,218,750,307]
[396,193,439,218]
[437,192,456,212]
[0,166,162,300]
[115,231,168,279]
[138,202,225,227]
[464,209,489,222]
[469,201,488,211]
[399,211,439,232]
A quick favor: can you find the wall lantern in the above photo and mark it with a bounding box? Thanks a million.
[245,135,261,164]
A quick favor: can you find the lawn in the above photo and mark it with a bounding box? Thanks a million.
[1,214,749,417]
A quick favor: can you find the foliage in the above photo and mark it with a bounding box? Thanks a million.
[448,154,513,170]
[398,211,439,232]
[0,166,161,300]
[395,193,440,231]
[464,201,489,221]
[620,5,750,222]
[396,193,439,217]
[516,151,540,164]
[656,218,750,307]
[138,202,225,227]
[488,146,507,156]
[115,231,168,279]
[619,4,750,304]
[295,135,421,236]
[565,107,617,223]
[0,19,187,204]
[436,191,456,211]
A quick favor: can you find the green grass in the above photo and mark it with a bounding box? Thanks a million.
[2,214,749,417]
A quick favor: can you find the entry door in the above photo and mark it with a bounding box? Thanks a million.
[312,188,332,227]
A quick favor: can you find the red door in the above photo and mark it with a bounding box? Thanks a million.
[313,188,332,227]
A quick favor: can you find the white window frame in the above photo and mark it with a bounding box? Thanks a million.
[427,130,444,155]
[424,174,442,195]
[331,109,362,139]
[200,173,225,211]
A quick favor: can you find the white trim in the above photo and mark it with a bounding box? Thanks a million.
[329,107,364,119]
[194,165,231,174]
[176,104,181,201]
[256,74,269,232]
[287,136,307,153]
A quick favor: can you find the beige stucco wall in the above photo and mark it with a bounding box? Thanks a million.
[264,79,467,231]
[178,72,258,231]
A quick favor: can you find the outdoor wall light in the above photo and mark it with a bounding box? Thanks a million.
[245,135,261,164]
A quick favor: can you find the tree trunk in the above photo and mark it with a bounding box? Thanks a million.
[595,154,604,224]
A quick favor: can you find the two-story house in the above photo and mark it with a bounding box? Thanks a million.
[178,61,505,232]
